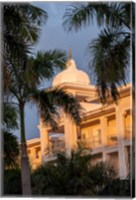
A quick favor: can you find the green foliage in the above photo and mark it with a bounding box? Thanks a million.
[3,102,20,170]
[63,2,130,31]
[88,161,116,193]
[25,49,67,85]
[3,3,48,93]
[30,88,82,130]
[63,2,130,32]
[3,149,130,196]
[3,103,18,131]
[31,150,117,196]
[4,168,22,195]
[4,4,47,53]
[99,179,131,196]
[63,3,110,32]
[3,131,20,169]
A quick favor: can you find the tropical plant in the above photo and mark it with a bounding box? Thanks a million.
[3,102,18,131]
[2,102,20,169]
[3,3,48,195]
[31,149,116,195]
[63,2,131,103]
[88,161,116,194]
[2,101,21,195]
[99,178,131,196]
[3,131,20,170]
[4,47,82,195]
[4,168,22,195]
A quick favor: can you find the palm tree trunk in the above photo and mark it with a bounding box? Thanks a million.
[19,102,31,195]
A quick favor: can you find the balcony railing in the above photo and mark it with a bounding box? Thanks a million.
[49,140,65,155]
[77,139,102,149]
[42,140,65,163]
[78,133,118,147]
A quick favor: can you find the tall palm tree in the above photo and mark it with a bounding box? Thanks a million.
[6,49,82,195]
[3,3,48,195]
[3,3,81,195]
[63,2,131,103]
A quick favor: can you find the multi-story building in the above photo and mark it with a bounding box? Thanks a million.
[27,56,132,178]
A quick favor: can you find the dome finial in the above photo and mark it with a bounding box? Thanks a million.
[68,49,72,59]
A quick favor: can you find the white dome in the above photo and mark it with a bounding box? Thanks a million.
[52,58,91,87]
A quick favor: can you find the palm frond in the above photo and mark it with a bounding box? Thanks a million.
[105,2,131,29]
[63,3,95,32]
[46,88,83,125]
[89,27,130,103]
[29,88,82,130]
[29,89,60,130]
[63,2,131,32]
[4,131,19,169]
[3,3,48,95]
[4,4,48,44]
[31,49,67,81]
[3,102,19,130]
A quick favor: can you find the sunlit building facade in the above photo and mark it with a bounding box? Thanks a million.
[27,56,132,178]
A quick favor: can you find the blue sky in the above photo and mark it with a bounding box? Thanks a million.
[15,2,100,140]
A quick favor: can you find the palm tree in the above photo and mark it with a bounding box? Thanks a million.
[3,4,82,195]
[3,3,46,195]
[63,2,131,103]
[3,3,47,92]
[5,49,82,195]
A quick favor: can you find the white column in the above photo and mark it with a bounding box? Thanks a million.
[38,120,49,162]
[64,116,77,158]
[115,106,127,179]
[100,117,107,162]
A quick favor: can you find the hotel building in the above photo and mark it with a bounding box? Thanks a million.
[27,56,132,179]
